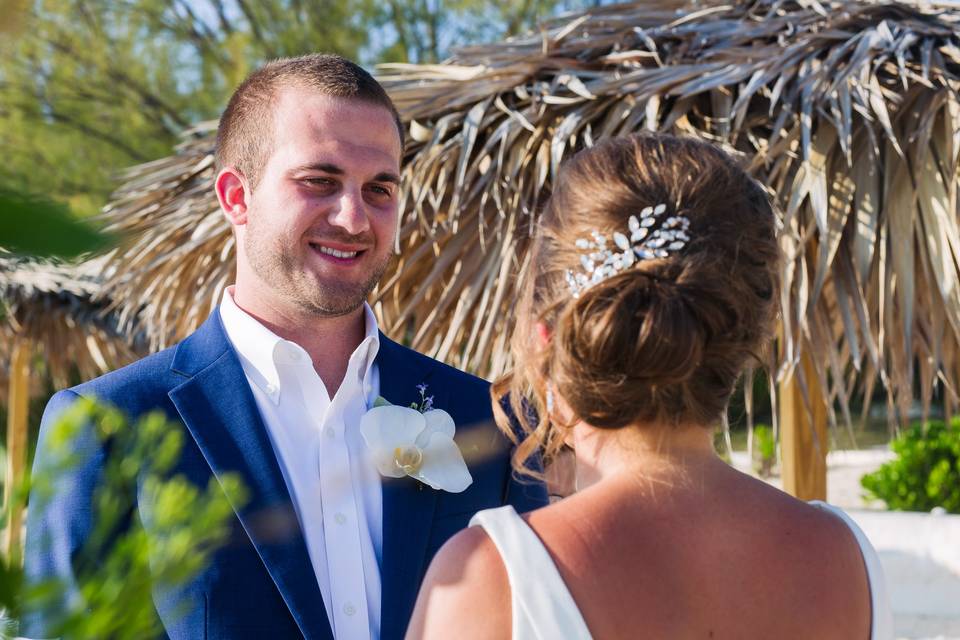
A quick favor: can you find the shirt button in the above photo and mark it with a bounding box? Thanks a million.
[265,383,278,395]
[334,512,347,525]
[343,603,356,616]
[325,426,335,439]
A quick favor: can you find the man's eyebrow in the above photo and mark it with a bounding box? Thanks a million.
[293,162,344,175]
[373,172,401,185]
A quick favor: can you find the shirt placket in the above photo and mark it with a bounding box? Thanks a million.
[307,364,371,640]
[345,351,383,639]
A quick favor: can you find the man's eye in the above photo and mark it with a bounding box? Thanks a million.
[367,185,393,196]
[305,177,335,187]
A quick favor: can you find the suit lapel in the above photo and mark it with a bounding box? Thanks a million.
[376,335,442,640]
[167,314,333,640]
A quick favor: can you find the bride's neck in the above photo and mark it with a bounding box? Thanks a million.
[572,421,723,491]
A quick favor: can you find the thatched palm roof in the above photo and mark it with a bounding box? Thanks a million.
[0,256,142,389]
[99,0,960,429]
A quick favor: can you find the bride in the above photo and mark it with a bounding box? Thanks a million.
[406,133,891,639]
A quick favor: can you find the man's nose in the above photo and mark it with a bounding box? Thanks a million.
[327,188,371,236]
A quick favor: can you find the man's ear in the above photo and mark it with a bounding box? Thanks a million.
[215,168,250,226]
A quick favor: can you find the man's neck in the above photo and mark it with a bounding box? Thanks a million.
[232,287,367,397]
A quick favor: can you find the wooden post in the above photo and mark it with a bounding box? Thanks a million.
[5,339,31,560]
[779,350,828,500]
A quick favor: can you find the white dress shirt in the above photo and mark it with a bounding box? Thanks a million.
[219,287,383,640]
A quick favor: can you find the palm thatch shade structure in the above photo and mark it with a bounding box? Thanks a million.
[0,254,142,555]
[99,0,960,463]
[0,255,141,390]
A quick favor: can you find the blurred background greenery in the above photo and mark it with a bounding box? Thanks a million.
[0,0,599,216]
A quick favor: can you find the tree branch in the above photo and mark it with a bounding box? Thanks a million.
[21,102,152,161]
[210,0,234,36]
[389,0,412,62]
[44,34,192,130]
[235,0,277,58]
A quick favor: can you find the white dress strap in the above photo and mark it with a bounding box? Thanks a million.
[808,501,894,640]
[470,506,593,640]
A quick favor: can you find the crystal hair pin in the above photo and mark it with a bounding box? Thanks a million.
[564,203,691,298]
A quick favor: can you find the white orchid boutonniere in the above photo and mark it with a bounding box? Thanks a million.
[360,384,473,493]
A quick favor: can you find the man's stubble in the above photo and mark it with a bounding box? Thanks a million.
[243,216,392,318]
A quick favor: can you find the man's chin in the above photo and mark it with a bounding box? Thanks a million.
[297,283,373,318]
[293,260,388,317]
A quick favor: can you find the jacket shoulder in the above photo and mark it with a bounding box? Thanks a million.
[66,346,181,414]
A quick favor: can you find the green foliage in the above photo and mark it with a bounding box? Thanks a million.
[1,0,230,207]
[0,0,577,213]
[751,424,777,478]
[367,0,567,63]
[861,418,960,513]
[0,191,111,257]
[0,0,29,34]
[7,398,246,638]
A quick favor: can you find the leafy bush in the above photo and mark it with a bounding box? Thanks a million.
[751,424,777,478]
[861,418,960,513]
[3,398,246,638]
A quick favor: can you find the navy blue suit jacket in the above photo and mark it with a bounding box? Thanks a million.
[23,312,547,639]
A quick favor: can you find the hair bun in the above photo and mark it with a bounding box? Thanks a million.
[493,133,780,475]
[552,264,708,429]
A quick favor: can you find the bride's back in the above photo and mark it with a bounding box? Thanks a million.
[528,465,871,639]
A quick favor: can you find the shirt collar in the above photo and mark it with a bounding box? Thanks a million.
[218,287,381,405]
[345,303,381,395]
[354,303,381,383]
[219,287,285,403]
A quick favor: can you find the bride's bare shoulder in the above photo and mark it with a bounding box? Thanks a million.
[406,524,511,640]
[523,473,874,639]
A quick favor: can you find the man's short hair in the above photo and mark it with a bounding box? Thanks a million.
[215,53,404,189]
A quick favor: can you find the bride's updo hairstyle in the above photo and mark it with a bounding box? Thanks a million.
[493,133,780,475]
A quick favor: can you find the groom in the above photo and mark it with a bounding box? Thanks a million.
[23,54,546,640]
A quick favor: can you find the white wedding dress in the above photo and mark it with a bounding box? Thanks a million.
[470,502,894,640]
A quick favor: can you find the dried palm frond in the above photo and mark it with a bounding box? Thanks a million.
[98,0,960,429]
[0,255,142,391]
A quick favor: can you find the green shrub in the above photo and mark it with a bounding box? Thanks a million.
[751,424,777,478]
[861,418,960,513]
[2,398,247,638]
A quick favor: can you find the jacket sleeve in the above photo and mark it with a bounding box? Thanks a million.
[21,389,110,637]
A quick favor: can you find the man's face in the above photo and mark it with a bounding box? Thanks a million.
[236,87,402,317]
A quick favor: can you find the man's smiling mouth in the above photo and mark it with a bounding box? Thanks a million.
[309,242,364,260]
